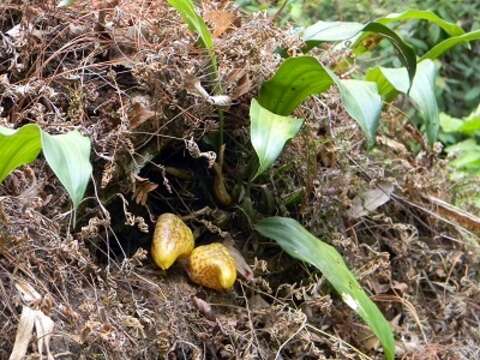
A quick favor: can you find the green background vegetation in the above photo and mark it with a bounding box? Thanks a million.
[238,0,480,118]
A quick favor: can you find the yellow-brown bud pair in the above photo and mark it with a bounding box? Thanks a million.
[151,213,237,290]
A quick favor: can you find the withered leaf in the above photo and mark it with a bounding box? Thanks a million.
[348,181,394,219]
[204,10,235,38]
[133,175,159,206]
[128,96,156,129]
[223,239,254,281]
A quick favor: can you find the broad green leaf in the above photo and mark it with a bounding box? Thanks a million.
[440,113,463,133]
[304,9,465,88]
[377,67,410,93]
[457,105,480,135]
[258,56,333,116]
[368,60,439,144]
[361,22,417,87]
[446,139,480,155]
[459,118,480,135]
[303,21,364,42]
[41,131,92,209]
[303,22,416,87]
[329,75,383,147]
[255,217,395,360]
[376,9,464,37]
[451,151,480,172]
[421,30,480,60]
[258,56,382,145]
[0,124,42,182]
[250,99,303,178]
[0,125,92,208]
[365,67,397,100]
[440,105,480,136]
[446,139,480,174]
[390,60,439,144]
[352,10,463,74]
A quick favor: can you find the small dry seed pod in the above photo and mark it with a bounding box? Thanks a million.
[212,144,233,207]
[187,243,237,290]
[213,166,233,206]
[151,213,194,270]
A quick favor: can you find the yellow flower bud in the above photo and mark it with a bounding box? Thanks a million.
[151,213,194,270]
[187,243,237,290]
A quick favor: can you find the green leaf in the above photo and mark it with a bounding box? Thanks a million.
[451,151,480,172]
[352,10,463,69]
[376,9,464,37]
[440,113,463,133]
[457,106,480,135]
[446,139,480,154]
[258,56,382,145]
[41,131,93,209]
[250,99,303,179]
[303,21,364,42]
[458,118,480,135]
[364,67,397,100]
[0,124,42,182]
[421,30,480,60]
[329,75,383,147]
[368,60,439,144]
[440,105,480,136]
[375,67,411,93]
[258,56,333,116]
[303,22,417,87]
[255,217,395,360]
[446,139,480,174]
[304,9,465,88]
[0,125,92,208]
[361,22,417,87]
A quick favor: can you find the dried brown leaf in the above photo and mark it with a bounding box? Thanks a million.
[133,175,159,206]
[348,181,394,218]
[426,195,480,233]
[204,10,235,37]
[128,96,156,129]
[223,239,254,281]
[233,73,252,99]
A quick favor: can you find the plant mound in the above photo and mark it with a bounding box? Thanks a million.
[0,1,479,359]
